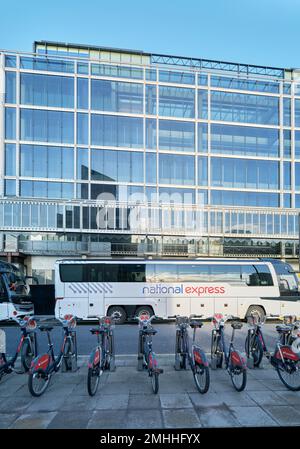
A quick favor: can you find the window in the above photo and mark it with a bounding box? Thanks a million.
[159,154,195,185]
[5,108,16,139]
[89,264,104,282]
[77,78,88,109]
[159,120,195,152]
[211,124,279,157]
[91,114,143,148]
[20,109,74,144]
[155,264,178,282]
[60,264,87,282]
[159,86,195,118]
[211,91,279,125]
[211,158,279,189]
[5,71,16,103]
[210,265,241,283]
[118,264,146,282]
[21,73,74,108]
[241,265,273,286]
[5,144,16,176]
[91,79,143,114]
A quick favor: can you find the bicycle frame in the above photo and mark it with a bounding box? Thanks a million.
[211,315,246,371]
[175,317,208,371]
[88,316,116,372]
[246,316,300,369]
[0,317,37,375]
[30,319,76,376]
[136,315,163,375]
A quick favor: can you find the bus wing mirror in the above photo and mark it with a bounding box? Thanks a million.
[25,276,39,285]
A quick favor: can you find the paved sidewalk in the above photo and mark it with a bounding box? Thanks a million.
[1,355,300,429]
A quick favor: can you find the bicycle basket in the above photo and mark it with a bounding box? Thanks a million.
[246,313,260,326]
[283,315,297,325]
[63,314,77,329]
[176,316,189,326]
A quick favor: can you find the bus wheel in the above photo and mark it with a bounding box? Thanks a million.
[246,306,265,323]
[135,306,154,320]
[108,306,127,325]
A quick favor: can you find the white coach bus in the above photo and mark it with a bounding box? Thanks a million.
[54,258,300,323]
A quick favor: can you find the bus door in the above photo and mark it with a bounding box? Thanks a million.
[58,264,89,319]
[88,264,105,316]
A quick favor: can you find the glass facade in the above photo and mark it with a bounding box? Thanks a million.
[1,45,300,261]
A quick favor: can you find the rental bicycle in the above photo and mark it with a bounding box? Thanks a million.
[0,315,37,381]
[136,313,163,394]
[245,311,300,390]
[87,315,116,396]
[173,315,210,394]
[210,313,247,392]
[28,315,77,397]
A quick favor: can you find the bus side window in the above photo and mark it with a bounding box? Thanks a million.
[254,265,274,286]
[89,264,103,282]
[241,266,260,286]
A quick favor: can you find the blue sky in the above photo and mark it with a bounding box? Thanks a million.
[1,0,300,68]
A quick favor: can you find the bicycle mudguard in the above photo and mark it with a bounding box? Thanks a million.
[30,354,51,373]
[148,352,163,373]
[274,346,300,362]
[230,350,246,369]
[193,346,209,367]
[88,348,101,369]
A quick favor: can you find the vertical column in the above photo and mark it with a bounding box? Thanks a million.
[0,53,5,197]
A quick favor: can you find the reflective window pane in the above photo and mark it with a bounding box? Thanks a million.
[211,91,279,125]
[159,154,195,185]
[91,114,143,148]
[198,90,208,119]
[77,148,89,180]
[77,78,88,109]
[20,73,74,108]
[91,79,143,114]
[5,107,16,139]
[5,144,16,176]
[211,157,279,189]
[211,124,279,157]
[159,120,195,152]
[159,86,195,118]
[20,109,74,143]
[77,113,88,145]
[5,71,16,103]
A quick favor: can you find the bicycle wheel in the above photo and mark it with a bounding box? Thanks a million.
[276,359,300,391]
[230,366,247,392]
[87,364,101,396]
[211,334,223,368]
[21,339,35,372]
[28,370,51,397]
[151,371,159,394]
[193,363,210,394]
[245,334,263,367]
[63,338,74,371]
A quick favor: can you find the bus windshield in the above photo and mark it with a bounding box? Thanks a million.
[273,263,299,295]
[4,268,28,296]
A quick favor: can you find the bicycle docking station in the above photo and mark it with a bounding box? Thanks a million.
[174,329,186,371]
[108,329,116,372]
[0,329,5,354]
[137,329,145,371]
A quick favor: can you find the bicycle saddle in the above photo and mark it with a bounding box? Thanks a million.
[90,327,106,334]
[276,325,291,334]
[39,326,54,332]
[189,320,203,329]
[231,322,243,330]
[142,328,157,335]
